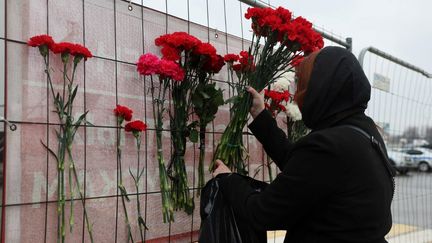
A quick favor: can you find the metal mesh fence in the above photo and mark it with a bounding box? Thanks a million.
[360,48,432,242]
[2,0,429,242]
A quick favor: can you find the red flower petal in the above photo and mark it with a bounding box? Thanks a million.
[114,105,133,122]
[27,34,55,48]
[125,120,147,133]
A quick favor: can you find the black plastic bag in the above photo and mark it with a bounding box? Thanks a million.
[199,177,267,243]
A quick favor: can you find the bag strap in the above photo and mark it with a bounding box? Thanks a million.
[340,125,396,200]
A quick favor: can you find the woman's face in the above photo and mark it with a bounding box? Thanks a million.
[294,51,320,110]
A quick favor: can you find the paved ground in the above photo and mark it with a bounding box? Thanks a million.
[267,171,432,243]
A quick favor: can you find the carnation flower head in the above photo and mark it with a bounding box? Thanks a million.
[51,42,77,54]
[28,34,55,57]
[275,7,292,22]
[278,16,323,53]
[137,53,160,75]
[27,34,55,48]
[114,105,133,123]
[157,59,185,81]
[285,103,302,121]
[161,45,181,61]
[291,16,313,28]
[203,54,225,73]
[245,7,292,36]
[155,32,202,60]
[194,42,217,57]
[125,120,147,138]
[245,7,273,20]
[264,88,291,117]
[258,15,283,31]
[264,89,290,103]
[70,44,93,61]
[231,51,255,73]
[223,53,239,63]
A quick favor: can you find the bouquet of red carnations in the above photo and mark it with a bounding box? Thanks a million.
[29,35,94,243]
[212,6,323,173]
[137,32,225,220]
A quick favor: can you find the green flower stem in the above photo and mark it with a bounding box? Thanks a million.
[68,150,94,243]
[68,144,75,233]
[42,51,94,243]
[60,145,66,243]
[169,85,193,214]
[66,66,94,242]
[120,195,134,243]
[62,62,67,104]
[211,93,250,174]
[197,122,206,196]
[116,124,134,243]
[134,136,145,242]
[150,76,174,223]
[212,31,302,174]
[64,64,75,236]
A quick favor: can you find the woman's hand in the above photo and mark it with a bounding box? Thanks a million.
[212,159,232,177]
[247,86,265,119]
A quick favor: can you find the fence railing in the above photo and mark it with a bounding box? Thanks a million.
[359,46,432,78]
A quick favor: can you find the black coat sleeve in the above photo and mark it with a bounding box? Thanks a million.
[248,110,293,170]
[219,132,339,231]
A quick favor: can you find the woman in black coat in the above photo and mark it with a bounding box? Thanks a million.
[213,46,395,243]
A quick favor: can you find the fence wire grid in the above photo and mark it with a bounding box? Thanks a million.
[0,0,431,242]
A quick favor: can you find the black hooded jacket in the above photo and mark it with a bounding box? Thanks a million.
[217,47,394,243]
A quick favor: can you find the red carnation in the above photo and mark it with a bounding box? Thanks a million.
[232,63,242,72]
[161,45,181,61]
[265,90,290,102]
[27,34,55,48]
[203,54,225,73]
[125,120,147,137]
[70,44,93,60]
[264,89,291,117]
[275,7,292,22]
[114,105,133,123]
[258,15,282,31]
[224,53,239,63]
[277,16,323,53]
[239,51,252,65]
[231,51,255,73]
[194,42,217,56]
[28,34,55,57]
[278,104,287,111]
[245,7,273,20]
[158,59,185,81]
[51,42,76,54]
[137,53,160,75]
[155,32,201,57]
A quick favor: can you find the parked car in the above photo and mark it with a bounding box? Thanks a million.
[388,148,432,173]
[387,149,413,175]
[403,148,432,172]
